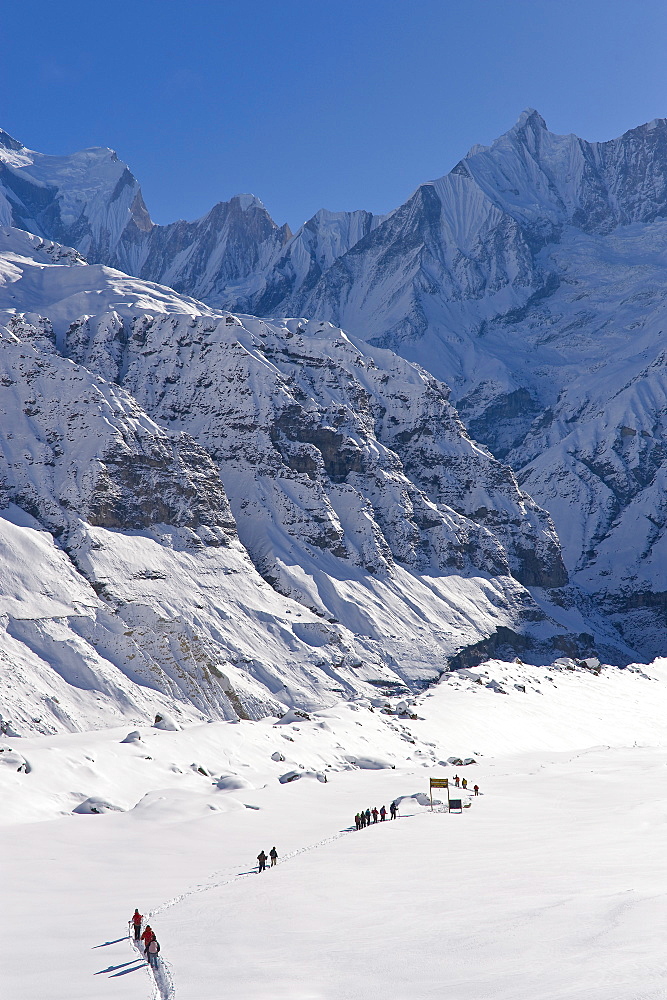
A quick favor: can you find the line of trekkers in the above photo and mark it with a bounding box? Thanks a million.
[130,909,161,968]
[355,801,397,828]
[453,775,480,794]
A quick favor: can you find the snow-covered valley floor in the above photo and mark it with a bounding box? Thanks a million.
[2,657,666,1000]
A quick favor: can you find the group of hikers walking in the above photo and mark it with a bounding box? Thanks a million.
[130,909,161,968]
[355,801,398,828]
[257,846,278,872]
[453,775,480,794]
[130,777,482,960]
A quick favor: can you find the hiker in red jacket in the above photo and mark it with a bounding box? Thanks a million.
[140,925,153,950]
[473,784,479,795]
[372,807,379,823]
[131,908,143,940]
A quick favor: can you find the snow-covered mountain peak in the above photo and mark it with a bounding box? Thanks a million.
[230,193,268,213]
[460,111,547,165]
[506,107,548,135]
[0,128,23,151]
[0,131,153,263]
[0,129,32,169]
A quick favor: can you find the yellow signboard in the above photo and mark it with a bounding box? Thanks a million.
[430,778,448,788]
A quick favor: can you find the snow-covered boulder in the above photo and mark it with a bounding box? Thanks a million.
[73,796,123,815]
[153,713,180,732]
[278,769,327,784]
[344,755,394,770]
[0,748,29,772]
[278,770,301,783]
[394,793,436,813]
[275,709,312,726]
[216,773,254,791]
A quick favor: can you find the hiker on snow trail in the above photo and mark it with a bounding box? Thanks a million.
[461,778,468,790]
[474,784,479,795]
[454,775,460,787]
[147,936,160,968]
[141,925,153,950]
[359,810,366,828]
[365,808,371,827]
[257,850,267,872]
[390,801,397,820]
[355,813,361,830]
[372,807,379,824]
[131,908,142,940]
[270,847,278,867]
[380,805,386,821]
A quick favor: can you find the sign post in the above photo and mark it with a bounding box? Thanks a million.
[429,777,449,811]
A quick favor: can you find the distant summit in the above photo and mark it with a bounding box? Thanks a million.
[0,127,23,152]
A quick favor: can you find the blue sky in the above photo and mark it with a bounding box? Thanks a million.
[2,0,667,229]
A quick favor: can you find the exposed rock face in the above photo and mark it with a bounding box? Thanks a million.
[1,310,413,732]
[0,321,235,539]
[61,310,566,591]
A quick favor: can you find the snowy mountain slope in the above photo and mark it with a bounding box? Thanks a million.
[0,225,215,328]
[66,305,612,671]
[0,297,420,733]
[0,228,635,734]
[492,224,667,657]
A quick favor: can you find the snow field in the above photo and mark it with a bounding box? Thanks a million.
[164,752,667,1000]
[2,658,667,998]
